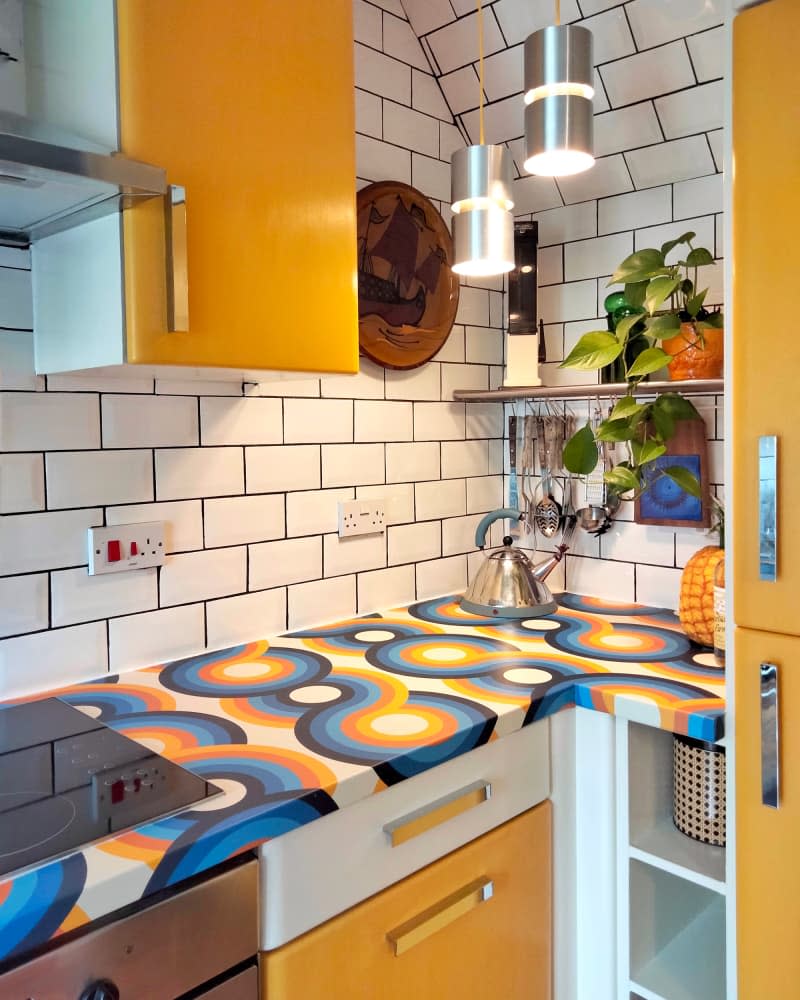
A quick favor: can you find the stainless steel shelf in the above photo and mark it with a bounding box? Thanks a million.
[451,378,724,402]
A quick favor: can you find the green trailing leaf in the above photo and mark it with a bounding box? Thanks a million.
[686,247,715,268]
[685,288,708,318]
[663,465,702,498]
[614,312,645,344]
[652,406,674,441]
[604,465,640,495]
[596,418,635,442]
[697,313,725,330]
[660,232,695,258]
[644,276,681,316]
[645,313,681,338]
[563,423,599,475]
[610,248,666,285]
[610,395,644,420]
[626,347,672,378]
[624,281,648,308]
[655,393,701,421]
[633,439,667,465]
[680,277,694,296]
[561,332,623,371]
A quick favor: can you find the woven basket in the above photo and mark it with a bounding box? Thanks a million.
[672,734,726,846]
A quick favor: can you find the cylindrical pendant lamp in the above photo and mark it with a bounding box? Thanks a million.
[451,144,514,276]
[523,24,595,177]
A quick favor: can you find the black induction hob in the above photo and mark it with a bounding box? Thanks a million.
[0,698,219,878]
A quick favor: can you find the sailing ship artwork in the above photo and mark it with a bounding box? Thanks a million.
[356,181,459,370]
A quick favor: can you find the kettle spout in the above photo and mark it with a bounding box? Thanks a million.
[531,516,576,581]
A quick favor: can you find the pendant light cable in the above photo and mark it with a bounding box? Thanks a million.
[555,0,561,26]
[477,0,485,144]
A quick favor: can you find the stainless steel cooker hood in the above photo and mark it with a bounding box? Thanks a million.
[0,110,167,246]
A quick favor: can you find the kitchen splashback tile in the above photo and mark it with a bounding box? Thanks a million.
[203,494,285,548]
[532,201,597,246]
[598,186,672,236]
[284,398,354,444]
[415,478,466,520]
[159,547,247,608]
[439,66,481,116]
[402,0,454,37]
[386,441,440,483]
[287,488,355,537]
[0,574,48,638]
[107,500,204,554]
[427,11,504,76]
[594,102,664,159]
[246,444,321,494]
[383,101,440,157]
[358,482,415,525]
[355,43,412,104]
[466,475,503,514]
[51,566,157,628]
[388,520,441,565]
[441,363,488,400]
[441,439,489,479]
[384,363,441,401]
[109,604,204,674]
[442,513,485,556]
[156,448,244,501]
[655,80,724,140]
[687,26,724,83]
[321,358,385,400]
[249,536,322,591]
[1,622,108,699]
[0,508,103,576]
[414,401,465,441]
[626,135,715,190]
[673,173,724,219]
[200,397,283,446]
[357,564,415,614]
[0,392,99,452]
[47,450,153,509]
[206,588,287,650]
[288,575,356,631]
[102,394,198,449]
[557,155,633,205]
[635,564,682,610]
[415,554,468,600]
[600,42,695,108]
[492,0,581,46]
[322,443,386,487]
[566,554,635,603]
[324,532,386,577]
[355,400,413,442]
[357,134,412,184]
[0,453,45,513]
[383,13,430,71]
[511,174,564,215]
[625,0,722,51]
[465,328,504,367]
[564,232,634,282]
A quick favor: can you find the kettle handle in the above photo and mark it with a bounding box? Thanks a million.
[474,508,523,549]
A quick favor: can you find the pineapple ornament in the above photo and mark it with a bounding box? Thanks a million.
[678,499,724,649]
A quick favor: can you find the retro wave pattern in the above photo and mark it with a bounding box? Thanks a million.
[0,593,724,964]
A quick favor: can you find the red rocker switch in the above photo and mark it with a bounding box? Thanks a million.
[130,542,139,556]
[107,540,122,562]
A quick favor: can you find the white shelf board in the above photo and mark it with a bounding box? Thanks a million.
[629,982,666,1000]
[630,818,726,894]
[631,896,726,1000]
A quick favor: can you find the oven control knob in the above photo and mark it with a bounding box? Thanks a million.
[79,979,120,1000]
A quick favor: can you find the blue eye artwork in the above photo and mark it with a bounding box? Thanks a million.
[639,455,703,522]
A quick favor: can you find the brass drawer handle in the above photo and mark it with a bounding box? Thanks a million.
[386,877,494,956]
[383,780,492,847]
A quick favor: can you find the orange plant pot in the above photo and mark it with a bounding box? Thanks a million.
[662,321,724,380]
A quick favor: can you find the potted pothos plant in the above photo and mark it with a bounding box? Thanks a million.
[560,232,723,500]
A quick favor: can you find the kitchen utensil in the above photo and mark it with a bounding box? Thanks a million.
[460,507,574,618]
[533,416,562,538]
[576,491,621,536]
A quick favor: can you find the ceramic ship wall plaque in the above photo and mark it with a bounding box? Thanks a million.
[356,181,459,370]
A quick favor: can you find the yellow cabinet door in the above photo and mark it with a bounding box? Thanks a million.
[732,0,800,633]
[735,627,800,997]
[116,1,358,376]
[260,802,552,1000]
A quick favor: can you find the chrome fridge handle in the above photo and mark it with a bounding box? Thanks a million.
[759,435,777,581]
[761,662,780,809]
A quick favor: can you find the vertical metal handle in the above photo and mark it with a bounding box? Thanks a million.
[165,184,189,332]
[761,662,780,808]
[759,435,777,581]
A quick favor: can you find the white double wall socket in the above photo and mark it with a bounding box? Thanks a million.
[338,499,385,537]
[88,522,166,575]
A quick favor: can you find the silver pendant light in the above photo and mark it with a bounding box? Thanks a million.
[523,1,595,177]
[450,0,514,276]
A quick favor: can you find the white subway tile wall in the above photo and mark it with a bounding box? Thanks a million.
[0,0,726,697]
[0,5,506,696]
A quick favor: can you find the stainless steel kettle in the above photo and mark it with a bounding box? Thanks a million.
[460,508,575,618]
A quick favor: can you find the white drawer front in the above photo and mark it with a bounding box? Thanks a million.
[260,719,549,949]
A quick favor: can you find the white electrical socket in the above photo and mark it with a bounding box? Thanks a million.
[88,522,166,575]
[338,499,385,537]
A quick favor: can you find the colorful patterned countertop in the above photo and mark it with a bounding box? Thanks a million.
[0,593,724,965]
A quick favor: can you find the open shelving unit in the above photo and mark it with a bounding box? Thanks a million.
[451,378,724,403]
[617,721,727,1000]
